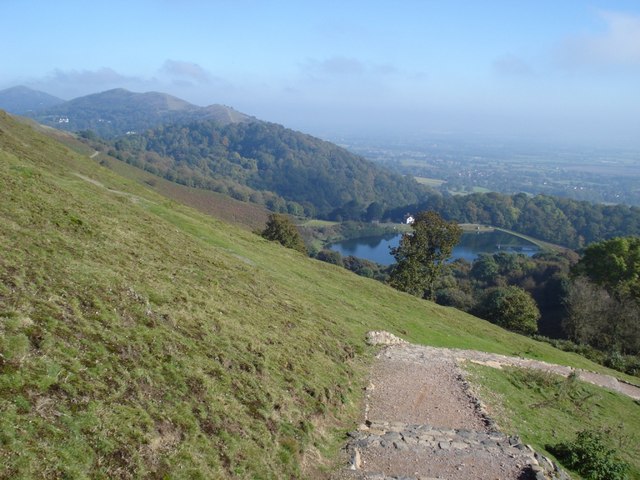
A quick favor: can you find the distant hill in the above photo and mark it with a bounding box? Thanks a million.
[11,86,427,218]
[29,88,252,137]
[0,85,64,114]
[111,119,428,217]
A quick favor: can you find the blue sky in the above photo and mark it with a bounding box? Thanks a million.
[2,0,640,146]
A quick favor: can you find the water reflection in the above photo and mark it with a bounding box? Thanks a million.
[329,230,539,266]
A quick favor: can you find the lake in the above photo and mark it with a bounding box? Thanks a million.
[329,230,539,265]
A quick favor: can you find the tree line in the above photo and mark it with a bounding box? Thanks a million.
[385,192,640,249]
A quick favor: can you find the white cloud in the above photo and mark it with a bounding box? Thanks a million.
[559,10,640,70]
[27,67,143,98]
[50,67,138,86]
[161,60,214,84]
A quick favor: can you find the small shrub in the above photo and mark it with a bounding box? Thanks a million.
[549,429,629,480]
[604,351,626,372]
[261,214,307,254]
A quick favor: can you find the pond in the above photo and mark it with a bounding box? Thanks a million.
[328,229,539,265]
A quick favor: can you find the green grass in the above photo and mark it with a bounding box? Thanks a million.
[300,219,338,227]
[1,110,638,478]
[414,176,445,187]
[466,365,640,479]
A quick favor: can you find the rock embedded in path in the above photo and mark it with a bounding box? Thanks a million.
[366,331,408,346]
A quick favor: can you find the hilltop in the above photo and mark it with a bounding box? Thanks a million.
[25,88,252,138]
[0,86,64,114]
[1,110,638,478]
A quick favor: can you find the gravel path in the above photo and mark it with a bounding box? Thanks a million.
[333,344,546,480]
[330,331,640,480]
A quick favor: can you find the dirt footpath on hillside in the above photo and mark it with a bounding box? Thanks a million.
[332,341,547,479]
[329,330,640,480]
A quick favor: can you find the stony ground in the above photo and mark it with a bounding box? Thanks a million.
[331,332,640,480]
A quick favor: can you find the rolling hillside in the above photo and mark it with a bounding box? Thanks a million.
[10,86,429,218]
[28,88,251,138]
[1,110,638,478]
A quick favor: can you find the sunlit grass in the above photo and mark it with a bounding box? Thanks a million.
[1,111,637,478]
[466,364,640,479]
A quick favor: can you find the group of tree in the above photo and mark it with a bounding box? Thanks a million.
[287,209,639,373]
[109,119,427,218]
[309,210,565,338]
[368,211,550,337]
[386,192,640,249]
[315,250,389,281]
[435,250,576,337]
[564,237,640,356]
[384,213,640,371]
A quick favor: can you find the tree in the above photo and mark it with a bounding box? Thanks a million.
[474,286,540,335]
[315,249,343,266]
[564,276,640,354]
[365,202,385,222]
[388,210,462,300]
[261,214,307,254]
[470,253,500,283]
[566,237,640,354]
[572,236,640,300]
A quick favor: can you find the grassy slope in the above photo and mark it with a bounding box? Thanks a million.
[468,365,640,479]
[0,111,637,478]
[16,119,270,232]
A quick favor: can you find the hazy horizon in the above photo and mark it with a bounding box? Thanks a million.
[3,1,640,149]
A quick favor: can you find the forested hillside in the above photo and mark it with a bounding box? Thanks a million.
[12,86,639,249]
[109,119,428,217]
[387,192,640,248]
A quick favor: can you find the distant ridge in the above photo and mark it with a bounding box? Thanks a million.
[0,85,64,114]
[4,85,427,216]
[27,88,252,137]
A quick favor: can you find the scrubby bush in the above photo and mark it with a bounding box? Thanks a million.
[549,429,629,480]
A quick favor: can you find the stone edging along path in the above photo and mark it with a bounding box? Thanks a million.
[331,331,640,480]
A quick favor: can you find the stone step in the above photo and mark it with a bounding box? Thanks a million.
[349,423,533,457]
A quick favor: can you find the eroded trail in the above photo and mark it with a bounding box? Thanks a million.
[334,344,547,480]
[330,332,640,480]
